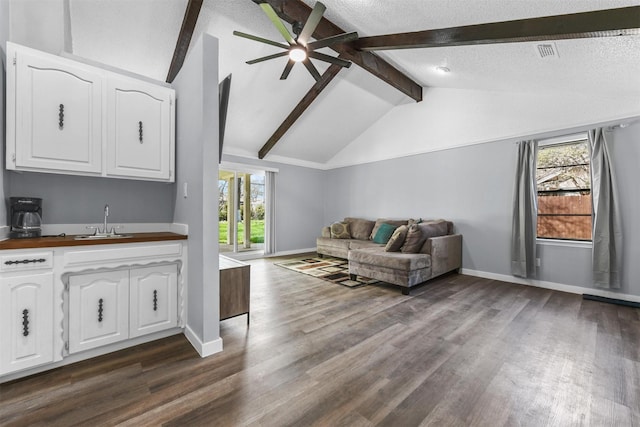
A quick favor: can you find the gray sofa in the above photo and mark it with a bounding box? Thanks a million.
[317,217,462,295]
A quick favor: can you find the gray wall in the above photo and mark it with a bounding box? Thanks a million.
[324,124,640,297]
[223,154,326,252]
[173,34,220,344]
[5,172,175,225]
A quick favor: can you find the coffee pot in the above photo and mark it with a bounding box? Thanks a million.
[9,197,42,238]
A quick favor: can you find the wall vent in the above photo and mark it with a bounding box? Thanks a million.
[535,43,559,59]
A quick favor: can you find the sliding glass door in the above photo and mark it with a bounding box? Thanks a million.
[218,168,265,255]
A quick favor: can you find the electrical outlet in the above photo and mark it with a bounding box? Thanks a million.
[536,258,541,267]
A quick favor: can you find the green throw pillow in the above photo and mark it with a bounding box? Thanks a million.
[372,223,398,244]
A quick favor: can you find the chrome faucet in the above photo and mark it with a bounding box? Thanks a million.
[86,204,122,236]
[103,204,109,234]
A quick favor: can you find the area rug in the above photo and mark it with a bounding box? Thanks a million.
[274,256,380,288]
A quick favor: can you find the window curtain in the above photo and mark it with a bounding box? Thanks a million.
[511,140,538,278]
[588,128,622,288]
[264,171,277,255]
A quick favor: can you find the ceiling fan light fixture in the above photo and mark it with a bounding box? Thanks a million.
[436,66,450,74]
[289,47,307,62]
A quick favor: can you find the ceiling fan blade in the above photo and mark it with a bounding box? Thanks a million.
[297,1,326,46]
[307,32,358,50]
[308,51,351,68]
[259,2,296,45]
[355,6,640,50]
[233,31,290,50]
[247,51,291,65]
[280,60,295,80]
[302,58,322,82]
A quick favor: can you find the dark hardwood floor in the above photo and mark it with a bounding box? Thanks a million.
[1,256,639,426]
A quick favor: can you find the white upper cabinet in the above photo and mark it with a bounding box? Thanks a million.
[11,47,103,174]
[6,43,175,182]
[107,77,173,181]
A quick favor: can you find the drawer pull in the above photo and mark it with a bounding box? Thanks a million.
[138,121,143,143]
[4,258,47,265]
[59,104,64,129]
[153,290,158,311]
[22,309,29,337]
[98,298,104,322]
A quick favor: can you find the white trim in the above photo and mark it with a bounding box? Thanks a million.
[223,148,329,170]
[461,268,640,303]
[537,238,592,249]
[184,325,223,357]
[170,223,188,235]
[264,247,317,258]
[220,160,278,174]
[537,132,588,147]
[0,226,10,241]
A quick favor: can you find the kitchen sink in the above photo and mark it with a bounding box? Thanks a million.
[74,234,134,240]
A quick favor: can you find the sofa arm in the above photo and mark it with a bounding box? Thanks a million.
[426,234,462,277]
[321,226,331,238]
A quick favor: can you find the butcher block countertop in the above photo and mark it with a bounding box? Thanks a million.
[0,232,187,250]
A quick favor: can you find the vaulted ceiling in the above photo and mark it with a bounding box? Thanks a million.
[40,0,640,167]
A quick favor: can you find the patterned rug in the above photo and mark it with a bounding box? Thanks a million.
[274,256,380,288]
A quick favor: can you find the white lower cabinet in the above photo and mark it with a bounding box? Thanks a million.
[0,272,54,375]
[130,265,177,338]
[68,264,178,354]
[68,270,129,353]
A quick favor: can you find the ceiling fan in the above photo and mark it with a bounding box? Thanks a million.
[233,1,358,81]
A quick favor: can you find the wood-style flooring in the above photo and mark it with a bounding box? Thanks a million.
[1,256,639,426]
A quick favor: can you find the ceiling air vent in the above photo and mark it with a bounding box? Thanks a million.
[535,43,559,59]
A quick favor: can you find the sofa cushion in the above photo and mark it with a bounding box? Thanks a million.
[370,218,409,240]
[372,223,398,244]
[330,222,351,239]
[349,247,431,272]
[344,217,376,240]
[401,224,426,253]
[349,240,384,250]
[418,220,453,253]
[385,225,408,252]
[317,236,351,250]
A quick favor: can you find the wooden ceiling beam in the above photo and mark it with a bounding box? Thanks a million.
[258,63,343,159]
[166,0,203,83]
[262,0,422,102]
[355,6,640,51]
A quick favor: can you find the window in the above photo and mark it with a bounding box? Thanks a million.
[536,137,591,241]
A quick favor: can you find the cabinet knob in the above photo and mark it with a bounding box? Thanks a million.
[138,121,143,144]
[22,309,29,337]
[98,298,104,322]
[153,289,158,311]
[59,104,64,129]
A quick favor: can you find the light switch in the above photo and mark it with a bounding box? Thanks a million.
[183,182,188,198]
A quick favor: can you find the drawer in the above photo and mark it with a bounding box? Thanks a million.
[0,251,53,272]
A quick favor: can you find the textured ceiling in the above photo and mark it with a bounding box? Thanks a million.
[67,0,640,167]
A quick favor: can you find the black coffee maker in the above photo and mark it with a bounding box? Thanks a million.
[9,197,43,238]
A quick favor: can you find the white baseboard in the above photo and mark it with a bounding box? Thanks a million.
[265,248,317,258]
[461,268,640,303]
[184,325,223,357]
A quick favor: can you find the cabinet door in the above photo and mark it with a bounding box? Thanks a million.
[13,49,102,174]
[0,273,54,375]
[68,270,129,354]
[106,77,174,181]
[129,265,177,338]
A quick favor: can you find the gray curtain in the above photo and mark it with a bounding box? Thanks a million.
[264,171,277,255]
[511,140,538,278]
[588,128,622,288]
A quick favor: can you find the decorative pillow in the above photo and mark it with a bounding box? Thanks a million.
[370,218,409,240]
[372,223,398,244]
[401,224,426,253]
[344,217,375,240]
[330,222,351,239]
[385,225,408,252]
[418,220,450,239]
